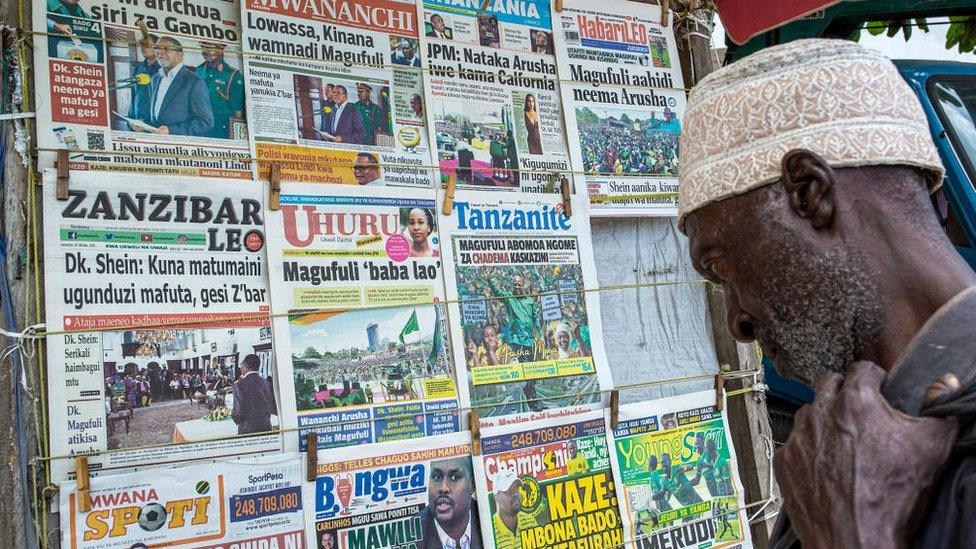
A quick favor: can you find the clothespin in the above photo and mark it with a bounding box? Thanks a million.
[661,0,670,27]
[268,162,282,211]
[469,410,481,456]
[559,176,572,218]
[442,173,457,216]
[609,389,620,429]
[554,0,564,12]
[56,148,69,200]
[714,374,725,412]
[306,431,318,482]
[480,0,490,10]
[75,455,91,512]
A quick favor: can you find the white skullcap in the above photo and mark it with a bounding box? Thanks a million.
[677,38,944,231]
[492,467,521,493]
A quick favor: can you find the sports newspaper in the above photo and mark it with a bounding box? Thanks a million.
[305,432,476,549]
[266,184,460,454]
[473,410,623,549]
[59,453,305,549]
[419,0,573,193]
[241,0,434,187]
[33,0,251,177]
[438,189,613,429]
[607,391,753,549]
[42,170,280,482]
[554,0,685,216]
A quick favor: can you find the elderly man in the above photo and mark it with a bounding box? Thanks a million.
[142,36,213,136]
[678,39,973,547]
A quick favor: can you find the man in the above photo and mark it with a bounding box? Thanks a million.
[319,530,337,549]
[128,35,158,122]
[354,83,383,145]
[410,93,424,119]
[491,469,536,549]
[489,137,506,181]
[660,452,702,507]
[565,440,589,475]
[418,457,482,549]
[678,39,970,547]
[353,152,381,185]
[318,85,364,144]
[647,454,672,514]
[141,36,213,136]
[456,139,474,184]
[195,42,244,139]
[47,0,87,35]
[427,14,452,39]
[393,39,421,67]
[505,129,519,185]
[486,273,537,361]
[231,354,275,435]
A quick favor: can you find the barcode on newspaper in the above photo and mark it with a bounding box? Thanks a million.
[564,31,579,41]
[87,131,105,150]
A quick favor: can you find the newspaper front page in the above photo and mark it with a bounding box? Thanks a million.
[606,391,754,549]
[473,410,623,549]
[43,170,281,482]
[419,0,572,193]
[554,0,685,215]
[266,184,460,454]
[59,453,305,549]
[439,190,613,429]
[241,0,434,187]
[304,432,476,549]
[33,0,251,177]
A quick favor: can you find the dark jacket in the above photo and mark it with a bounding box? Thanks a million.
[321,102,364,144]
[232,371,275,435]
[770,286,976,549]
[418,500,483,549]
[147,65,214,137]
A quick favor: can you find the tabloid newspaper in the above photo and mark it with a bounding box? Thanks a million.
[606,391,754,549]
[553,0,686,216]
[265,184,460,454]
[305,431,477,549]
[59,453,305,549]
[438,190,613,429]
[33,0,251,177]
[241,0,434,187]
[473,410,623,549]
[419,0,574,193]
[42,170,281,482]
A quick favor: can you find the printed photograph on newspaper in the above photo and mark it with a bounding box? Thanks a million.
[241,0,434,187]
[554,0,686,216]
[420,0,573,193]
[439,190,613,429]
[304,431,478,549]
[607,391,754,549]
[266,184,460,454]
[473,410,623,549]
[59,453,305,549]
[42,170,280,482]
[32,0,251,177]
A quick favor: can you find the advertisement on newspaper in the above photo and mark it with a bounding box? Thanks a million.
[33,0,251,177]
[607,391,753,549]
[305,432,476,549]
[420,0,572,193]
[241,0,433,187]
[266,184,459,454]
[554,0,685,216]
[42,170,280,482]
[439,190,612,429]
[473,410,623,549]
[59,453,305,549]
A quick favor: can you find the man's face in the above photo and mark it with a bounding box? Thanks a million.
[496,481,522,516]
[685,181,881,387]
[410,96,422,113]
[155,41,183,70]
[320,532,335,549]
[432,15,445,32]
[326,85,335,100]
[335,87,348,104]
[357,87,369,102]
[400,42,414,59]
[353,155,379,184]
[513,275,524,295]
[201,45,223,66]
[428,458,472,529]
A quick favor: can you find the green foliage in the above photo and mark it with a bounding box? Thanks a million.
[855,17,975,54]
[302,346,321,359]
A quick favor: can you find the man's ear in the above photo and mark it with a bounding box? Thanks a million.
[779,149,836,230]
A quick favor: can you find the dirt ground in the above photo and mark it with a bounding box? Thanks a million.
[108,398,209,448]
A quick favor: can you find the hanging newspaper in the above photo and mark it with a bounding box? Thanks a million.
[553,0,685,216]
[43,170,280,482]
[420,0,573,193]
[266,184,459,454]
[439,190,612,428]
[304,432,478,549]
[241,0,433,187]
[607,391,753,549]
[473,410,623,549]
[59,453,305,549]
[33,0,251,177]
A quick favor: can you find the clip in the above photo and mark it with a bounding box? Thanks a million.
[269,162,282,211]
[442,172,457,216]
[306,431,318,482]
[56,148,69,200]
[76,455,91,512]
[480,0,490,10]
[714,374,725,412]
[469,410,482,456]
[661,0,670,27]
[609,389,620,429]
[560,176,572,218]
[554,0,564,12]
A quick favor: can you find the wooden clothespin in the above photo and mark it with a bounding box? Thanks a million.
[442,173,457,216]
[480,0,490,10]
[469,410,481,456]
[661,0,670,27]
[306,431,318,482]
[609,389,620,429]
[268,162,282,211]
[554,0,564,13]
[75,455,91,512]
[559,176,572,218]
[56,148,69,200]
[714,374,725,412]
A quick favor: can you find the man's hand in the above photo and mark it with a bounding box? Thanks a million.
[774,361,959,548]
[152,125,170,135]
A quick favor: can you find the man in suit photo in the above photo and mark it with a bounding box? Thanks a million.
[137,36,213,137]
[426,14,453,39]
[231,354,276,436]
[318,84,364,144]
[418,456,482,549]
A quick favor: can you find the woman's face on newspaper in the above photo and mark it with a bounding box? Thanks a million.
[408,209,431,243]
